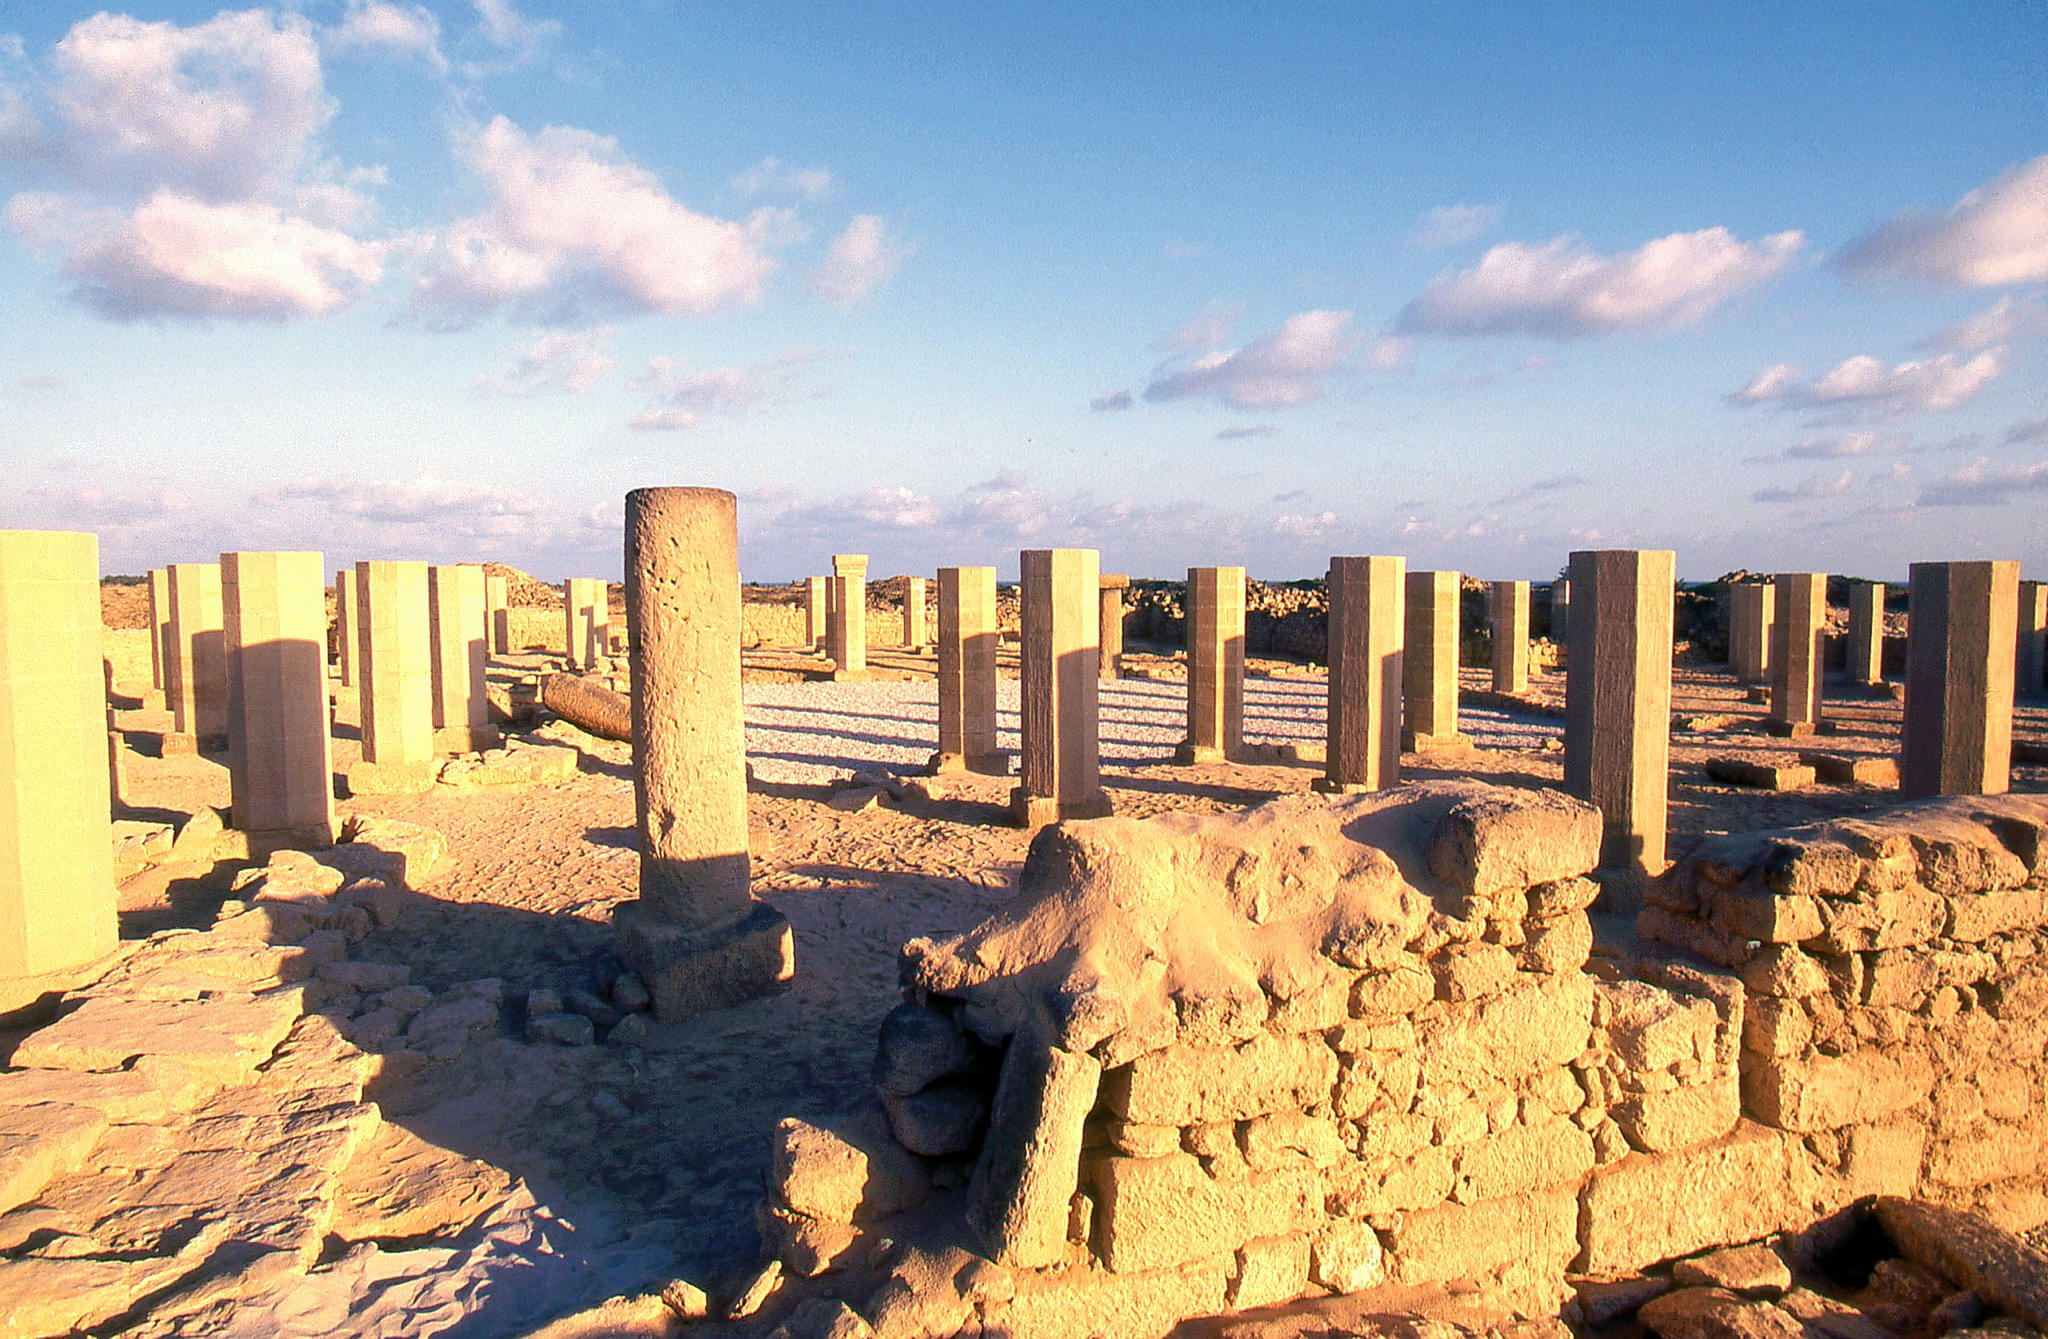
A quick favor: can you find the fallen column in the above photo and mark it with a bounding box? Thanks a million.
[1098,574,1128,680]
[430,564,498,753]
[1564,548,1675,890]
[1768,572,1826,736]
[164,561,227,754]
[1402,569,1465,751]
[1902,560,2019,799]
[932,566,1002,774]
[1176,565,1245,763]
[1012,548,1112,826]
[1317,555,1403,794]
[222,550,334,846]
[0,530,118,989]
[1847,581,1886,686]
[614,486,793,1018]
[349,560,437,795]
[1490,579,1530,693]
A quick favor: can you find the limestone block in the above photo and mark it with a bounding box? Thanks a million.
[1310,1218,1386,1293]
[1577,1123,1796,1277]
[1383,1186,1577,1287]
[1347,962,1434,1018]
[1520,911,1593,974]
[1768,573,1827,732]
[1425,787,1602,902]
[1739,1049,1933,1133]
[12,988,306,1084]
[1903,560,2020,798]
[1013,548,1108,824]
[1873,1196,2048,1329]
[1814,881,1945,952]
[965,1038,1099,1267]
[1092,1152,1320,1273]
[428,564,492,752]
[166,561,228,743]
[1490,580,1531,694]
[1431,941,1518,1002]
[771,1116,929,1225]
[1321,555,1403,793]
[1102,1032,1335,1126]
[934,567,1001,773]
[1949,886,2048,942]
[1402,568,1463,750]
[1614,1074,1741,1154]
[1098,573,1128,679]
[1229,1233,1311,1310]
[1738,946,1829,998]
[1454,1118,1594,1203]
[872,1001,975,1096]
[1178,566,1246,763]
[1414,973,1594,1089]
[1639,1287,1804,1339]
[1705,757,1816,791]
[1564,549,1676,878]
[355,561,434,765]
[222,551,334,842]
[1238,1111,1347,1171]
[1924,1121,2041,1190]
[0,1099,110,1217]
[1730,581,1774,683]
[1706,888,1824,944]
[979,1252,1230,1339]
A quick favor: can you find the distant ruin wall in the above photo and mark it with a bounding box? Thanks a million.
[764,784,2048,1337]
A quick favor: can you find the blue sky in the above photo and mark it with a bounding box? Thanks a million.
[1,1,2043,583]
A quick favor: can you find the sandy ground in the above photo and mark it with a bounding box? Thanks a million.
[91,625,2048,1334]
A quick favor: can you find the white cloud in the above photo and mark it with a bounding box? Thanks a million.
[475,325,616,395]
[27,482,190,522]
[1217,425,1273,441]
[1784,430,1895,459]
[325,1,446,73]
[7,188,388,319]
[1157,300,1241,352]
[1841,155,2048,288]
[1090,389,1133,412]
[462,0,558,72]
[1398,227,1804,336]
[1273,511,1336,539]
[1917,457,2048,507]
[414,116,776,323]
[1363,334,1413,372]
[1144,309,1359,409]
[269,475,546,536]
[1921,292,2048,351]
[810,213,908,305]
[628,348,824,430]
[729,156,833,200]
[1413,203,1500,250]
[1752,469,1854,504]
[1732,349,2006,415]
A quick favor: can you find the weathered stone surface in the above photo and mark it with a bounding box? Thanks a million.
[1453,1118,1594,1203]
[0,1100,110,1217]
[1426,789,1602,902]
[1579,1123,1795,1276]
[872,1001,974,1096]
[1104,1032,1334,1125]
[525,1011,594,1046]
[1310,1217,1386,1293]
[1672,1243,1792,1296]
[880,1082,984,1156]
[1740,1050,1933,1133]
[1093,1153,1319,1273]
[1614,1075,1741,1154]
[1229,1233,1311,1309]
[1705,757,1816,792]
[980,1252,1231,1339]
[1383,1187,1577,1286]
[1874,1197,2048,1328]
[771,1116,930,1225]
[13,988,306,1082]
[966,1038,1100,1268]
[335,815,448,886]
[1638,1287,1804,1339]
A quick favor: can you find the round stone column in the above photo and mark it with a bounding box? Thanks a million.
[615,486,792,1017]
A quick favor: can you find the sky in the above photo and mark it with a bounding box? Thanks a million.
[0,1,2043,584]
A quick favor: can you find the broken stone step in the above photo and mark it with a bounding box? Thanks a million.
[1704,757,1816,791]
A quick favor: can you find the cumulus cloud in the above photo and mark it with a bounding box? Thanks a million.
[460,0,558,73]
[1921,292,2048,351]
[1784,431,1897,459]
[1917,458,2048,507]
[1145,309,1359,409]
[1413,203,1501,250]
[1158,300,1241,352]
[474,325,616,395]
[729,156,833,200]
[1752,469,1854,504]
[1273,510,1336,539]
[628,347,824,430]
[268,475,546,536]
[27,482,190,522]
[414,116,776,324]
[810,213,908,305]
[1090,389,1133,412]
[324,1,446,72]
[1731,349,2006,415]
[1398,227,1804,337]
[1840,156,2048,288]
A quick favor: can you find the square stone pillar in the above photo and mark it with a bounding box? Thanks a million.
[334,569,358,689]
[164,562,227,753]
[1550,577,1571,652]
[804,576,828,650]
[2017,580,2046,698]
[829,554,868,678]
[1489,580,1530,693]
[615,487,792,1019]
[1402,569,1464,751]
[564,578,607,669]
[1729,581,1775,683]
[903,575,928,650]
[147,567,169,693]
[1098,574,1129,680]
[222,551,334,845]
[1317,556,1403,794]
[933,566,1002,774]
[1768,573,1827,736]
[1847,581,1886,686]
[430,564,498,754]
[486,573,511,655]
[1902,560,2019,799]
[351,560,436,794]
[1012,548,1111,826]
[1176,566,1245,763]
[1,531,118,985]
[1564,549,1675,883]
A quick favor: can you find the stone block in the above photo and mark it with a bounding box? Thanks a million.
[1705,757,1816,791]
[1384,1187,1577,1287]
[1238,1111,1347,1171]
[615,901,794,1019]
[1310,1218,1386,1293]
[1425,788,1602,901]
[1229,1233,1310,1310]
[1614,1074,1741,1154]
[1578,1123,1796,1277]
[1453,1117,1594,1203]
[1739,1049,1933,1133]
[1178,566,1245,763]
[1092,1152,1320,1273]
[966,1036,1101,1269]
[770,1114,930,1224]
[1322,555,1403,793]
[1564,549,1676,879]
[1102,1032,1335,1126]
[1903,560,2020,799]
[1797,752,1899,787]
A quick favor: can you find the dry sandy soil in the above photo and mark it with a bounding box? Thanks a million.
[76,611,2048,1335]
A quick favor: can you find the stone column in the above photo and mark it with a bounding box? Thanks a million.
[1729,581,1775,683]
[2017,580,2046,698]
[903,575,928,651]
[1098,574,1129,680]
[1489,580,1530,693]
[147,567,170,696]
[350,560,437,794]
[829,554,868,678]
[430,564,497,754]
[1012,548,1112,826]
[1847,582,1886,686]
[222,551,335,845]
[564,578,606,669]
[804,576,828,650]
[486,573,511,656]
[1176,566,1245,763]
[164,562,227,754]
[1317,555,1403,794]
[933,566,1002,774]
[1902,560,2019,799]
[1768,573,1827,736]
[1402,569,1464,751]
[1564,549,1675,884]
[334,569,359,689]
[1550,577,1571,652]
[1,531,118,988]
[615,487,792,1019]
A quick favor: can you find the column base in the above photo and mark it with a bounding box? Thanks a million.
[1311,775,1380,796]
[434,724,503,754]
[1401,729,1473,754]
[162,731,228,756]
[1491,677,1530,695]
[1744,685,1772,703]
[1008,788,1114,829]
[236,823,338,861]
[615,900,795,1020]
[346,759,440,796]
[829,666,872,682]
[1172,740,1231,764]
[1762,719,1819,739]
[927,750,1009,777]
